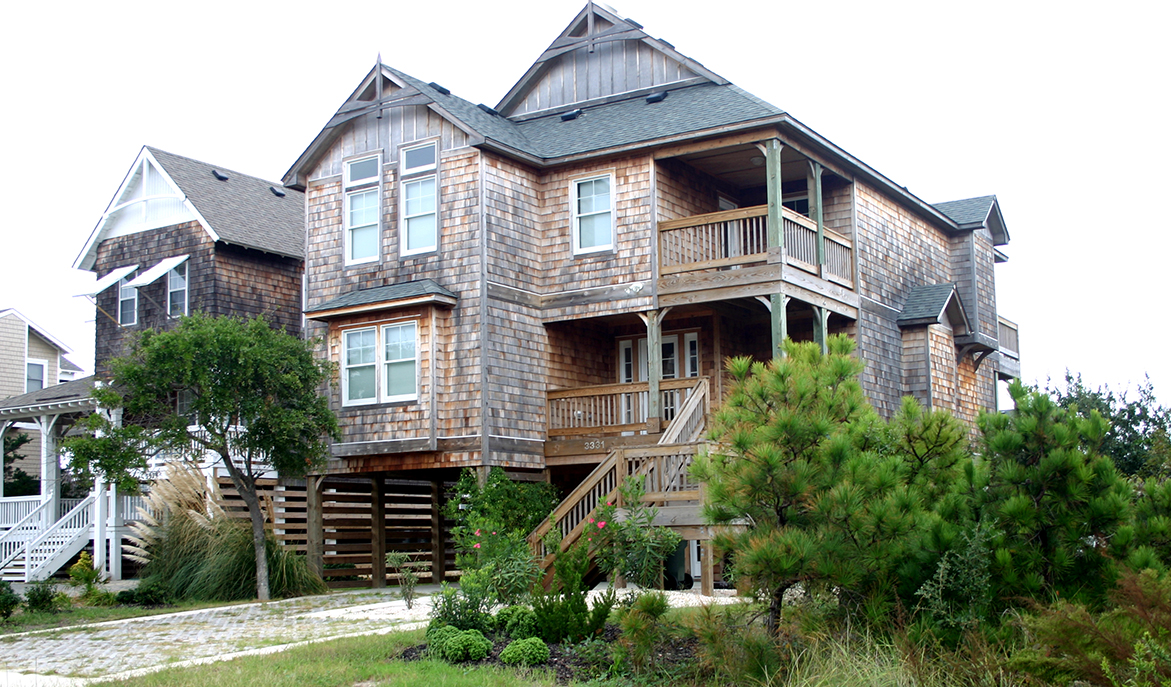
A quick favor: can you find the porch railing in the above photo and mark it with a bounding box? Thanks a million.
[0,499,53,569]
[0,496,41,528]
[658,205,854,288]
[547,377,707,437]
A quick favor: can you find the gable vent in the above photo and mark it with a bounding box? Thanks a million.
[269,186,286,198]
[560,109,583,122]
[646,91,669,104]
[211,170,229,181]
[428,82,450,95]
[477,103,500,117]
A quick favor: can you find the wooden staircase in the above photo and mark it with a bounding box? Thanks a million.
[0,495,96,582]
[529,378,712,586]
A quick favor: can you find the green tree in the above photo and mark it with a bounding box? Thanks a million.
[979,381,1132,607]
[1045,372,1171,476]
[692,336,965,630]
[3,432,37,496]
[63,314,339,601]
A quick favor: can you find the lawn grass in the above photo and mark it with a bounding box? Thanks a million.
[89,629,560,687]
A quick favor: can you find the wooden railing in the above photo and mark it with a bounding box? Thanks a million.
[0,496,41,528]
[528,444,703,564]
[547,377,706,437]
[998,317,1020,358]
[658,205,854,287]
[0,499,53,569]
[658,378,709,445]
[25,495,95,581]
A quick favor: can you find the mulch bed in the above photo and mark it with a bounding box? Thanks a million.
[395,624,701,684]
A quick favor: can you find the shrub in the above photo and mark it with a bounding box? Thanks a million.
[500,636,550,666]
[429,572,492,632]
[497,605,538,639]
[686,603,798,684]
[23,579,63,613]
[614,591,672,674]
[385,551,421,609]
[442,629,493,662]
[453,526,541,606]
[134,577,172,606]
[0,581,19,620]
[426,623,461,659]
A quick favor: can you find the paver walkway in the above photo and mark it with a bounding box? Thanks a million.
[0,586,437,686]
[0,585,740,686]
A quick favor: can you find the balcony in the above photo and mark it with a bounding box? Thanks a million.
[658,205,854,288]
[546,377,708,439]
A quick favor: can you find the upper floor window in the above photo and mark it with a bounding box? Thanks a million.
[572,174,614,255]
[341,321,418,406]
[345,156,381,265]
[400,142,438,256]
[168,263,188,317]
[782,195,809,217]
[26,360,46,393]
[119,273,138,325]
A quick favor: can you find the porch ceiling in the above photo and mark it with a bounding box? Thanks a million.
[677,144,812,190]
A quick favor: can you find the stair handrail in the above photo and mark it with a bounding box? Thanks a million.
[658,377,709,446]
[24,495,95,570]
[0,498,52,569]
[528,449,621,554]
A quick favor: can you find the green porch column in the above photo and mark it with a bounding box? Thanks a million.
[644,310,663,434]
[770,293,789,359]
[812,305,830,354]
[808,161,825,273]
[765,139,787,357]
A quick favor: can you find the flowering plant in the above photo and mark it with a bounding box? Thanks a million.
[589,476,682,588]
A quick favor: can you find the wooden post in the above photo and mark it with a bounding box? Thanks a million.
[37,414,60,529]
[644,311,662,434]
[431,479,445,584]
[306,476,324,579]
[770,293,789,359]
[765,138,785,253]
[370,476,386,588]
[93,478,107,574]
[701,539,714,597]
[109,483,122,581]
[0,421,8,499]
[808,160,825,274]
[615,448,627,504]
[813,305,829,354]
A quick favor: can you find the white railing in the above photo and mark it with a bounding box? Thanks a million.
[0,496,41,528]
[24,495,95,580]
[0,499,53,569]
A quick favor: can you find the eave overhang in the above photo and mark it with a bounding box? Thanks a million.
[307,294,458,321]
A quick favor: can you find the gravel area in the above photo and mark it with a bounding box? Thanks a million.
[0,583,743,686]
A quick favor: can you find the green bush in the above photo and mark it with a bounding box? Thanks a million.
[0,581,19,620]
[442,629,493,662]
[500,636,550,666]
[429,574,492,632]
[426,623,461,659]
[384,551,421,609]
[496,604,538,639]
[23,580,63,613]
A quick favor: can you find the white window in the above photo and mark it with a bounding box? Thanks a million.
[572,174,614,254]
[402,176,437,255]
[341,322,419,406]
[345,156,381,265]
[26,360,46,393]
[399,141,439,256]
[382,322,418,401]
[684,332,700,378]
[119,273,137,325]
[168,263,188,317]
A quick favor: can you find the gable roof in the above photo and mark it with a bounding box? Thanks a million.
[76,147,304,271]
[897,283,970,334]
[0,308,73,354]
[0,375,95,421]
[932,195,1010,246]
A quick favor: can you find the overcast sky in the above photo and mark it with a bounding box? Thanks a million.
[1,0,1167,402]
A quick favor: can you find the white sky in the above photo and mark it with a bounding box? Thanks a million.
[1,0,1168,400]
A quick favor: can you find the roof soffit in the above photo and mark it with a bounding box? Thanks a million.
[495,2,728,118]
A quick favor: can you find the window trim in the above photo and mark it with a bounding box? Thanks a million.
[401,141,438,176]
[26,359,47,393]
[168,262,188,318]
[339,320,420,406]
[343,154,382,267]
[570,172,615,255]
[400,174,438,256]
[119,272,138,326]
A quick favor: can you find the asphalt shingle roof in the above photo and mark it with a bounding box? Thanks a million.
[932,196,996,227]
[308,279,457,314]
[0,376,94,413]
[148,148,305,259]
[897,283,960,326]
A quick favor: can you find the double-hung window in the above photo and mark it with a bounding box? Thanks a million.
[342,321,418,406]
[345,156,381,265]
[572,174,614,254]
[168,263,188,317]
[400,142,437,256]
[119,273,138,325]
[26,360,46,392]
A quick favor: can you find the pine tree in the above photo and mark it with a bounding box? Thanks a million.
[979,381,1132,607]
